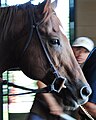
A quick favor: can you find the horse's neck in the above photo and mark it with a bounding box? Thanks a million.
[0,4,32,74]
[0,8,14,73]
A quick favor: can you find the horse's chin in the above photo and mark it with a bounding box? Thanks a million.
[78,97,88,106]
[63,96,89,111]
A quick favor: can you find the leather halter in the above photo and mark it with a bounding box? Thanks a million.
[28,6,67,93]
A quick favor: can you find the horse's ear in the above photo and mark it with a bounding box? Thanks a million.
[51,0,58,10]
[43,0,58,12]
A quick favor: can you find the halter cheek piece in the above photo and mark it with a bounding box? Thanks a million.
[31,7,67,93]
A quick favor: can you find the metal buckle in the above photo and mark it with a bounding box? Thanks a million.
[51,76,67,93]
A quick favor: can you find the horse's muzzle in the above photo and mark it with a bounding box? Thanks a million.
[51,76,92,107]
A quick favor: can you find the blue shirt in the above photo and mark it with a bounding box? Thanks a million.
[82,47,96,103]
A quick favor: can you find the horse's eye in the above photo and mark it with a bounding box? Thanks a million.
[49,39,60,46]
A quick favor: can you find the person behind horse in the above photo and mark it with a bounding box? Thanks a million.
[72,37,94,68]
[72,37,96,119]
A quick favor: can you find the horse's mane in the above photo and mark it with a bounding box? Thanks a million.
[0,2,32,42]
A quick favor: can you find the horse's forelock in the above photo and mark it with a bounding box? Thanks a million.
[36,0,61,33]
[43,0,51,13]
[39,8,61,34]
[51,13,62,32]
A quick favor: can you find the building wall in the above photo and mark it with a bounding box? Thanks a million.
[75,0,96,45]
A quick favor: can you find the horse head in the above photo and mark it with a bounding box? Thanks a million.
[0,0,92,110]
[20,0,91,110]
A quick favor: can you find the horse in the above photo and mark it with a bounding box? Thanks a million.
[0,0,92,117]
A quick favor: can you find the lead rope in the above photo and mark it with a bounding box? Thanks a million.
[80,105,94,120]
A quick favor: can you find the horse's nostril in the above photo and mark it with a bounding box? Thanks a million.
[80,86,92,98]
[82,87,90,96]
